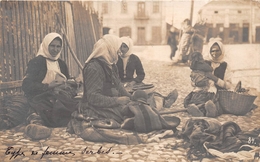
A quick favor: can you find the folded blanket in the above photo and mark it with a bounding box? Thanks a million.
[181,118,260,160]
[121,102,180,133]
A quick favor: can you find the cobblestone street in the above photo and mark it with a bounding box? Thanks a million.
[0,45,260,162]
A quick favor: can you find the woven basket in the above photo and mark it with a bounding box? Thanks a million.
[218,90,257,116]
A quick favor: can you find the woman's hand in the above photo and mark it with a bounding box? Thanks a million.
[48,80,64,88]
[116,96,131,105]
[205,73,218,82]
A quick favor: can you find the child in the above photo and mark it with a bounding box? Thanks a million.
[189,52,215,92]
[186,52,218,117]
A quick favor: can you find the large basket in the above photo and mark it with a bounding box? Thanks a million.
[218,90,257,116]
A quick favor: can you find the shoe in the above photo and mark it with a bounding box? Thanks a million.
[164,89,178,108]
[234,81,241,92]
[25,124,52,140]
[205,100,218,117]
[187,104,204,117]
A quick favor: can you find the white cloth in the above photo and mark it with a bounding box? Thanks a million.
[36,32,67,84]
[85,34,122,69]
[42,60,66,84]
[37,32,63,61]
[204,143,259,161]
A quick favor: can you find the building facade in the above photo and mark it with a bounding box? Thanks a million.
[199,0,260,44]
[95,1,167,45]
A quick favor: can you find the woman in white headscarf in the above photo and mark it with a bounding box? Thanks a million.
[116,37,145,86]
[70,34,131,128]
[184,38,232,118]
[22,33,78,140]
[22,32,69,98]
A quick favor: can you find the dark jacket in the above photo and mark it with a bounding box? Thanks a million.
[22,55,69,99]
[116,54,145,83]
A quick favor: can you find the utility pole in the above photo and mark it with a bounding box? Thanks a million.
[190,0,194,25]
[250,0,253,44]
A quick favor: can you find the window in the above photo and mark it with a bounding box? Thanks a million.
[137,2,145,17]
[153,1,159,13]
[102,3,108,14]
[229,23,239,43]
[119,27,131,37]
[137,27,146,45]
[121,1,128,13]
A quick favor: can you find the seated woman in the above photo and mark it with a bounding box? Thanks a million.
[184,38,233,117]
[22,32,78,140]
[116,37,177,109]
[67,35,180,144]
[116,36,145,87]
[68,34,131,127]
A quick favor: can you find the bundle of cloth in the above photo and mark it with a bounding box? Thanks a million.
[0,95,29,130]
[180,117,260,161]
[67,90,180,145]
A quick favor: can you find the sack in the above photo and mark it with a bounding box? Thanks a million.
[30,84,78,127]
[80,127,144,145]
[0,95,29,129]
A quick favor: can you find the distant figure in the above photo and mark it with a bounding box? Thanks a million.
[167,26,178,60]
[178,19,195,63]
[109,29,115,35]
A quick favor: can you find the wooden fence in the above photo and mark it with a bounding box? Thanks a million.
[0,1,101,97]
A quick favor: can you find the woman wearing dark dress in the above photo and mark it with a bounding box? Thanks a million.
[184,38,233,117]
[22,32,78,140]
[116,36,145,87]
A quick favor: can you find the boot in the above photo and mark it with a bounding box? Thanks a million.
[25,124,52,140]
[187,104,204,117]
[164,89,178,108]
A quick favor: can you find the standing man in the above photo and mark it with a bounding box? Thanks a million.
[167,26,179,60]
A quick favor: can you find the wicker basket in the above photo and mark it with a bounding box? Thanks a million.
[218,90,257,116]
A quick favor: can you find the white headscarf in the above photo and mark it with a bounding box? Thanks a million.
[37,33,66,84]
[37,32,63,61]
[205,37,225,70]
[120,36,133,58]
[85,34,122,68]
[120,37,133,74]
[207,37,225,63]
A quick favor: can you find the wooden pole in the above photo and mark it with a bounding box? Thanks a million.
[190,0,194,25]
[89,7,97,42]
[55,13,83,70]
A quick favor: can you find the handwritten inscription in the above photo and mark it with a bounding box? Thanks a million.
[82,146,112,154]
[40,146,75,159]
[5,147,25,160]
[4,146,115,160]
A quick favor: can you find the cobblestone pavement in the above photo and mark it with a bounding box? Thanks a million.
[0,46,260,162]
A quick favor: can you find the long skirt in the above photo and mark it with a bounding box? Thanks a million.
[184,91,223,116]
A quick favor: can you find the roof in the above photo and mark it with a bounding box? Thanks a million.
[201,0,251,9]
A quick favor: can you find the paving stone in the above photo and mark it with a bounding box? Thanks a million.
[84,156,97,161]
[122,154,132,160]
